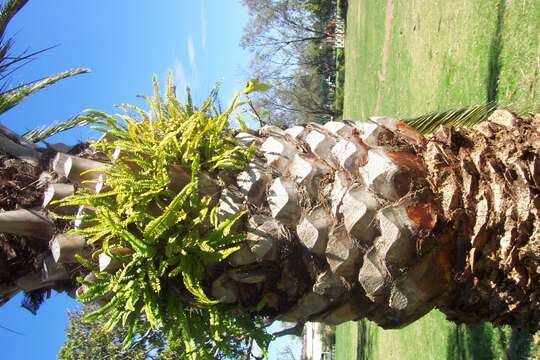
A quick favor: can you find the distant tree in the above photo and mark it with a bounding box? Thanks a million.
[251,64,335,125]
[58,306,148,360]
[279,344,299,360]
[241,0,338,124]
[58,305,183,360]
[241,0,333,53]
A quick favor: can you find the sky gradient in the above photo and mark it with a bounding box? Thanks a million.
[0,1,300,358]
[2,0,252,142]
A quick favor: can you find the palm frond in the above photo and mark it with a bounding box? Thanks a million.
[402,102,497,134]
[0,45,57,85]
[0,0,27,40]
[24,115,94,143]
[0,1,62,95]
[0,0,32,87]
[0,67,89,115]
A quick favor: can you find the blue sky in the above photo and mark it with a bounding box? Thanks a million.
[1,0,252,142]
[0,1,300,359]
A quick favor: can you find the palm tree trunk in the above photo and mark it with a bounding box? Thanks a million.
[0,209,54,240]
[207,119,449,328]
[0,143,83,309]
[426,112,540,329]
[205,111,540,331]
[2,110,539,335]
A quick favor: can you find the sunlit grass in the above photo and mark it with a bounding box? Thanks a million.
[337,0,540,358]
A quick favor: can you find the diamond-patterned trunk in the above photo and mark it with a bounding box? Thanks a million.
[1,110,540,332]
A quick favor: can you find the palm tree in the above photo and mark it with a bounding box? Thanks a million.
[1,71,538,357]
[0,3,537,355]
[0,0,88,313]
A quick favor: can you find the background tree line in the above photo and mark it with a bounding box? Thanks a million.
[241,0,346,125]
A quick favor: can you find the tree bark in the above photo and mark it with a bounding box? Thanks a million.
[52,153,107,191]
[42,183,76,214]
[203,113,540,331]
[425,111,540,329]
[0,209,54,240]
[50,233,88,264]
[3,111,540,334]
[0,132,41,166]
[0,121,41,167]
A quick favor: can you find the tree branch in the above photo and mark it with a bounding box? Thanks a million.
[272,321,305,337]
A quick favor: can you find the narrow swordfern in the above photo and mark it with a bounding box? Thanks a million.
[60,74,270,359]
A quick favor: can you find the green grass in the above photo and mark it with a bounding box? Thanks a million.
[337,313,537,360]
[337,0,540,358]
[335,320,380,360]
[335,321,358,360]
[343,0,540,120]
[334,0,347,118]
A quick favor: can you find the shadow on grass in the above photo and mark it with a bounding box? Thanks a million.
[446,325,465,360]
[506,329,533,360]
[486,0,506,103]
[447,323,534,360]
[447,323,494,360]
[357,320,376,360]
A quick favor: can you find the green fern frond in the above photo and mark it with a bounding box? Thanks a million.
[63,76,272,358]
[402,102,497,134]
[143,182,195,242]
[0,68,89,115]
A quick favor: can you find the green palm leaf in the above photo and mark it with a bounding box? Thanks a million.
[0,68,89,115]
[24,114,94,143]
[0,0,58,89]
[0,0,27,39]
[402,102,497,134]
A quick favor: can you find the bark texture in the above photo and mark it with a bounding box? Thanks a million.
[0,144,90,310]
[1,110,539,333]
[0,155,48,306]
[426,110,540,329]
[218,120,451,329]
[208,111,540,331]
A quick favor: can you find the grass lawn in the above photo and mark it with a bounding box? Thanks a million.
[344,0,540,120]
[337,0,540,359]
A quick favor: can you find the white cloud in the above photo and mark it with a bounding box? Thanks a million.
[187,36,196,67]
[200,0,207,51]
[173,60,187,101]
[171,57,200,103]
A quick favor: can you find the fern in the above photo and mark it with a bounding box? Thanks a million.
[60,74,270,358]
[143,182,195,242]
